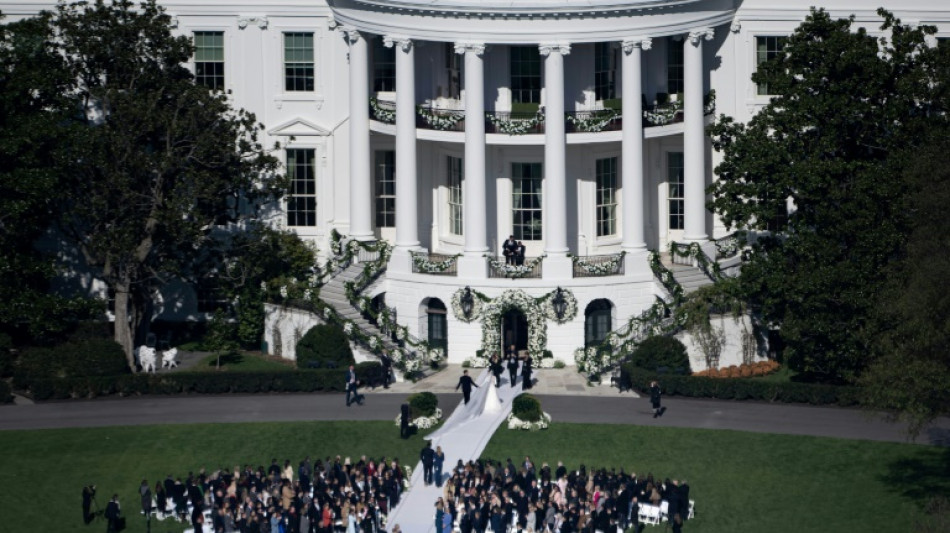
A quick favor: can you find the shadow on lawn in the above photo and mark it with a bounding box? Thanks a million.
[880,446,950,503]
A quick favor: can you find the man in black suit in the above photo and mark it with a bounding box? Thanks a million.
[456,369,479,404]
[522,355,533,390]
[104,494,121,533]
[502,235,518,264]
[82,485,96,524]
[380,352,393,388]
[515,241,526,266]
[420,442,436,486]
[345,365,358,406]
[506,347,519,387]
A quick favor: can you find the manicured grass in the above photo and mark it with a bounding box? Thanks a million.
[483,424,949,533]
[196,351,295,372]
[750,364,798,383]
[1,421,945,533]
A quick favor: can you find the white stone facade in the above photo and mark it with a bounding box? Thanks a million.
[8,0,950,363]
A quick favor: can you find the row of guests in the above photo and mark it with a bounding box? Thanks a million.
[429,458,691,533]
[141,455,408,533]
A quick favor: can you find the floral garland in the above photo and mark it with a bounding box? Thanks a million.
[450,288,486,323]
[643,100,682,126]
[566,110,620,132]
[670,242,722,280]
[393,407,443,430]
[411,251,460,274]
[417,108,464,130]
[370,97,396,124]
[487,111,545,135]
[538,288,578,325]
[571,252,626,276]
[714,231,744,260]
[485,255,544,278]
[507,411,552,430]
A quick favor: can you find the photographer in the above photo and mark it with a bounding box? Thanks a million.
[82,485,97,524]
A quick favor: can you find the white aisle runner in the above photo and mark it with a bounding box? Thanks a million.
[386,369,523,533]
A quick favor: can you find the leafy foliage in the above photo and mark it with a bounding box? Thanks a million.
[295,324,354,370]
[15,337,128,385]
[408,391,438,418]
[629,336,690,373]
[512,393,543,422]
[708,9,949,382]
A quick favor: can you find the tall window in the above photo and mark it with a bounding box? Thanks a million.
[284,33,314,92]
[668,152,684,230]
[594,43,616,101]
[512,163,543,241]
[446,44,462,99]
[596,157,618,237]
[510,47,541,105]
[194,31,224,90]
[373,38,395,92]
[756,36,788,95]
[427,299,448,354]
[375,150,396,228]
[448,156,463,236]
[667,38,684,95]
[585,299,613,347]
[286,149,316,226]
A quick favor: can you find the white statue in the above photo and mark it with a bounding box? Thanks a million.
[136,346,157,373]
[162,347,179,369]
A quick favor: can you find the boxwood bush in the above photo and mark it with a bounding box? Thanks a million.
[629,336,690,374]
[622,363,859,406]
[296,324,354,370]
[0,380,12,403]
[14,338,128,387]
[407,391,438,418]
[512,393,543,422]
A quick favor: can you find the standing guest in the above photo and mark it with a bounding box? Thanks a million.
[345,365,358,406]
[522,355,533,390]
[502,235,518,265]
[104,494,121,533]
[649,381,662,418]
[434,446,446,488]
[456,369,478,404]
[435,501,446,533]
[490,353,503,387]
[400,403,412,439]
[421,442,436,486]
[154,481,166,514]
[82,485,95,524]
[506,347,519,387]
[381,352,393,388]
[140,480,152,519]
[515,241,526,266]
[442,503,453,533]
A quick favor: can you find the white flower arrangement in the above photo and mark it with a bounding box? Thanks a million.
[539,358,556,369]
[279,286,288,298]
[411,251,459,273]
[394,407,443,430]
[343,322,354,335]
[487,111,545,135]
[466,357,489,368]
[566,110,620,132]
[418,108,464,130]
[485,255,544,278]
[323,308,332,319]
[571,252,625,276]
[369,336,380,349]
[507,411,552,430]
[643,100,682,126]
[303,289,312,301]
[260,281,267,291]
[370,98,396,123]
[478,289,548,360]
[427,348,445,361]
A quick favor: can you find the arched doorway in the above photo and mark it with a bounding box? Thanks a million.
[426,298,448,356]
[502,309,529,354]
[585,299,613,347]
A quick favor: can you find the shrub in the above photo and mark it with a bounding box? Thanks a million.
[512,393,543,422]
[295,324,354,370]
[0,380,12,403]
[0,333,13,377]
[355,361,383,387]
[408,391,438,418]
[15,337,127,384]
[630,336,690,373]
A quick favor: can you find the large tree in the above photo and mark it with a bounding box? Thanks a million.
[708,9,949,382]
[47,0,285,368]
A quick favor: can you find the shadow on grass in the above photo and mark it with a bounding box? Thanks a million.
[880,447,950,504]
[206,352,244,367]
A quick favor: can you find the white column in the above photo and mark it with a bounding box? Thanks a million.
[539,43,571,278]
[387,36,420,266]
[345,30,373,241]
[684,28,713,242]
[455,42,488,279]
[621,38,651,253]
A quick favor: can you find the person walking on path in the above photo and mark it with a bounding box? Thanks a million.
[345,365,358,406]
[421,442,436,486]
[506,347,519,387]
[522,355,533,390]
[400,403,411,439]
[456,369,478,404]
[650,380,663,418]
[434,446,446,487]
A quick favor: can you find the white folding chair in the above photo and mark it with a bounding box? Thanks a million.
[640,505,660,526]
[687,500,695,520]
[659,501,669,522]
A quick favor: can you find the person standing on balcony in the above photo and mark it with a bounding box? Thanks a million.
[515,241,526,266]
[503,235,518,265]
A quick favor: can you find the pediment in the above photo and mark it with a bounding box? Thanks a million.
[268,118,331,137]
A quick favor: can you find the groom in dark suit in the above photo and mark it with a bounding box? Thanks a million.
[456,369,479,404]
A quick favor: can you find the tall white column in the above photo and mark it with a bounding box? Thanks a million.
[387,36,420,256]
[345,30,373,241]
[621,38,651,253]
[455,42,488,279]
[684,28,713,242]
[539,43,571,279]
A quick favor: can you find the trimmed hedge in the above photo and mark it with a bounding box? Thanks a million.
[23,369,350,401]
[512,393,543,422]
[0,380,12,403]
[14,338,128,386]
[622,364,860,406]
[296,324,354,369]
[408,391,438,418]
[628,336,691,374]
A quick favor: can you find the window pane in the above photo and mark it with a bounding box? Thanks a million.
[194,31,225,90]
[510,47,541,104]
[512,162,542,240]
[667,38,684,95]
[668,152,684,230]
[596,157,618,236]
[284,33,315,92]
[756,36,787,95]
[448,156,463,235]
[286,148,317,227]
[375,150,396,228]
[373,38,396,92]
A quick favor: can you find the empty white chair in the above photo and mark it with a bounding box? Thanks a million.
[659,501,669,522]
[688,500,695,520]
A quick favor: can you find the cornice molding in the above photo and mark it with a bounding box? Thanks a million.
[538,43,571,56]
[454,42,486,56]
[237,15,268,30]
[621,37,652,54]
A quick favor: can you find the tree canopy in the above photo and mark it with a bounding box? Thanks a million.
[2,0,287,367]
[708,9,950,383]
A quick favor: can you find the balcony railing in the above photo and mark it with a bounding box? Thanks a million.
[565,110,622,133]
[572,252,626,277]
[486,255,543,279]
[486,111,545,135]
[410,251,459,276]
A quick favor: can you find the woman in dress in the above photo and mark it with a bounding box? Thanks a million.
[650,380,662,418]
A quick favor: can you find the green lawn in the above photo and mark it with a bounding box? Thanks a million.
[1,421,945,533]
[195,351,295,372]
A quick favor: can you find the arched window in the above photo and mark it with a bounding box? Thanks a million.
[426,298,448,355]
[585,299,613,347]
